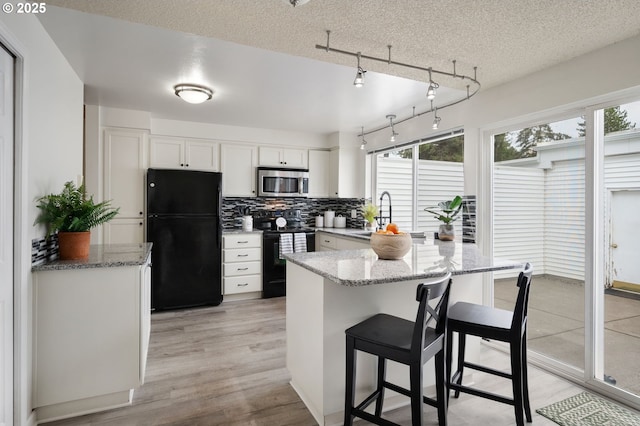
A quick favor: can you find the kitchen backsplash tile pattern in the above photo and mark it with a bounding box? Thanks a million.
[31,235,59,266]
[222,197,366,229]
[461,195,476,243]
[222,195,476,243]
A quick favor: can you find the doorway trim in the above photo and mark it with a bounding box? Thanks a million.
[0,19,31,426]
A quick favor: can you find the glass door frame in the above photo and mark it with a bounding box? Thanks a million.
[479,93,640,411]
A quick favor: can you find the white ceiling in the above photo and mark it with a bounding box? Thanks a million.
[38,0,640,135]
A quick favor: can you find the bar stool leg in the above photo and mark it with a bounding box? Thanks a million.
[522,333,532,422]
[409,362,424,426]
[374,356,387,416]
[344,336,356,426]
[435,350,448,426]
[510,339,525,426]
[445,328,454,403]
[454,333,466,398]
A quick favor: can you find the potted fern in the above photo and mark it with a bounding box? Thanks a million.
[34,181,119,260]
[424,195,462,241]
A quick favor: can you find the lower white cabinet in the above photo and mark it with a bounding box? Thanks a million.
[316,232,370,251]
[223,233,262,295]
[33,256,151,422]
[103,218,145,244]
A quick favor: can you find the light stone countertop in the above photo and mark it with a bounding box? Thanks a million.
[284,239,523,287]
[222,229,263,235]
[32,243,152,271]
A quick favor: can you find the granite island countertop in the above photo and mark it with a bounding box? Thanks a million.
[284,239,522,286]
[32,243,153,272]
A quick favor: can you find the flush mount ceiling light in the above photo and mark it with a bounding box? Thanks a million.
[319,31,480,139]
[354,52,366,88]
[174,84,213,104]
[359,127,368,150]
[284,0,311,6]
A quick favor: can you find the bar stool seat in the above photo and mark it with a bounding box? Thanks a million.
[344,272,452,426]
[446,263,533,426]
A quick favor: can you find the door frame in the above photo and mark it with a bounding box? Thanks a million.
[0,20,29,426]
[605,187,640,288]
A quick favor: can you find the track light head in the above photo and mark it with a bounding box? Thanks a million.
[427,81,439,100]
[354,67,365,88]
[432,115,441,130]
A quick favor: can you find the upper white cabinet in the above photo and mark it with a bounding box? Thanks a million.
[221,144,258,196]
[308,150,331,198]
[328,147,364,198]
[149,136,219,171]
[104,128,148,243]
[259,146,308,168]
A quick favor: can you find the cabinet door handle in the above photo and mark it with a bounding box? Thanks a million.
[139,222,143,226]
[139,211,143,215]
[186,164,189,167]
[237,254,249,257]
[180,163,184,167]
[324,239,331,243]
[237,240,249,244]
[237,267,249,271]
[237,283,249,287]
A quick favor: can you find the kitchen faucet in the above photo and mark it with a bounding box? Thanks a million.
[377,191,392,229]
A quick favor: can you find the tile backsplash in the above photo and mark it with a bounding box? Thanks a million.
[222,197,366,229]
[31,234,58,266]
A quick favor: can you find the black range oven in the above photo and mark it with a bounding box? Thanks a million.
[255,210,315,298]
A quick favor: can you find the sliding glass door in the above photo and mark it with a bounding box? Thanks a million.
[490,99,640,408]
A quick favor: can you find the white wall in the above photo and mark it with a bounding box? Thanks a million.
[0,12,83,426]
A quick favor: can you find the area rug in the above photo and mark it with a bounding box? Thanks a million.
[536,391,640,426]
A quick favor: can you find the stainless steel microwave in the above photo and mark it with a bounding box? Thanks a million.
[257,167,309,197]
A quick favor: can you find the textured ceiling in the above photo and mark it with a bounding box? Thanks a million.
[39,0,640,135]
[45,0,640,88]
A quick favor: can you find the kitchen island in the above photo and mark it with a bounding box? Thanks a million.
[284,239,522,426]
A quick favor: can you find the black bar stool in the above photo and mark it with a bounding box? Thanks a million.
[445,263,533,426]
[344,272,452,426]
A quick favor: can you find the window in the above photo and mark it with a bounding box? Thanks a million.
[374,132,464,232]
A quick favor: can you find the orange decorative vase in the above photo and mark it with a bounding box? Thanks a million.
[58,231,91,260]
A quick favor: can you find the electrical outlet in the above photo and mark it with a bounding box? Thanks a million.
[351,209,357,218]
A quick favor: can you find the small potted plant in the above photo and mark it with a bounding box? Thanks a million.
[424,195,462,241]
[361,202,379,231]
[34,181,119,260]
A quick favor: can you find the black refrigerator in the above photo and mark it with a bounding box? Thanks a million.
[146,168,222,310]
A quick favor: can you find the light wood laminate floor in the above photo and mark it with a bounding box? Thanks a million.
[44,297,586,425]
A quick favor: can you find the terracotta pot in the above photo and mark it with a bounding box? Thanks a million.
[58,231,91,260]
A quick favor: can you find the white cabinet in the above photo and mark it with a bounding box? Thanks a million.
[328,147,364,198]
[308,150,331,198]
[104,128,148,243]
[221,144,258,196]
[316,232,370,251]
[33,254,151,421]
[259,146,308,168]
[222,233,262,296]
[149,136,219,171]
[103,218,145,245]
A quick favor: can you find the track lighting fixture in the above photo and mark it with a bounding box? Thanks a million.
[432,107,441,130]
[354,52,365,88]
[386,115,398,142]
[317,31,481,139]
[427,68,439,100]
[359,127,367,150]
[174,84,213,104]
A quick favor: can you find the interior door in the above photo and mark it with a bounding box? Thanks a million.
[0,42,15,426]
[609,189,640,290]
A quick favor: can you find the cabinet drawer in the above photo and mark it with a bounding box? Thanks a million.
[318,234,337,249]
[223,233,261,249]
[223,261,261,277]
[224,275,262,294]
[223,247,261,263]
